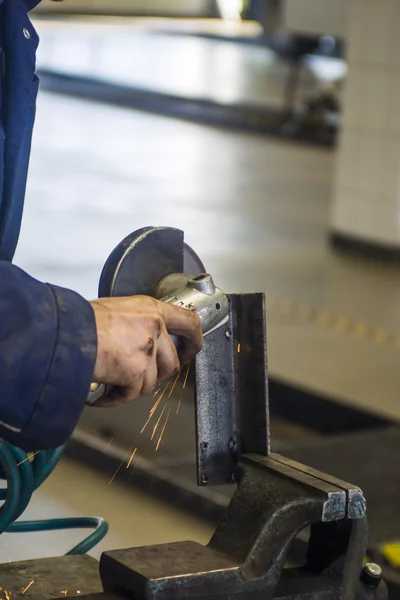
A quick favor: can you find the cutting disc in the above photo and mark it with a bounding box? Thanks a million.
[98,227,205,298]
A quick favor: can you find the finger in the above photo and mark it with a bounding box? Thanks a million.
[92,388,127,408]
[160,304,203,363]
[93,374,144,408]
[156,326,180,382]
[141,352,158,396]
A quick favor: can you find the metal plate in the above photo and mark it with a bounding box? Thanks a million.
[195,293,270,486]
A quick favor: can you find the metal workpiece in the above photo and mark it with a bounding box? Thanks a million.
[100,454,372,600]
[195,306,237,487]
[231,293,270,457]
[195,293,270,487]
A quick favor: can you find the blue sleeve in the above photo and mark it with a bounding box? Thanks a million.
[0,261,97,451]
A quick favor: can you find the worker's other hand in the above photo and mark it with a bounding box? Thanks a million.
[90,296,203,407]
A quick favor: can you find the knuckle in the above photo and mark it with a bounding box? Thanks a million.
[173,355,180,372]
[169,355,180,377]
[191,311,201,325]
[152,316,164,338]
[135,357,149,377]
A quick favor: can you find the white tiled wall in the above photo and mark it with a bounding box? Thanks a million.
[333,0,400,245]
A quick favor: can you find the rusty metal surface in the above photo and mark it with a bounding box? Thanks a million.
[231,294,269,457]
[195,308,237,487]
[195,293,270,487]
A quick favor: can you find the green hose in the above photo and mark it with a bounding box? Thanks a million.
[0,441,108,555]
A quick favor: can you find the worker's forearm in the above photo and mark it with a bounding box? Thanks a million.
[0,261,97,451]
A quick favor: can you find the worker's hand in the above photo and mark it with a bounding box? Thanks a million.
[89,296,203,407]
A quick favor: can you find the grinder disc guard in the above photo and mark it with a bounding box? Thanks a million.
[99,227,205,298]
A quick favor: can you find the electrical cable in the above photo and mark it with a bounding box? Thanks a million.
[0,441,108,554]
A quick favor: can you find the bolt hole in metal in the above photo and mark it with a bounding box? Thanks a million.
[216,303,221,310]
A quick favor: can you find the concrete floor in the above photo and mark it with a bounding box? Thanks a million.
[14,89,400,422]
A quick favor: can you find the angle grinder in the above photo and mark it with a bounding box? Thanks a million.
[87,227,229,405]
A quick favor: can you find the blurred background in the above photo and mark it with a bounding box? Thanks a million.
[7,0,400,582]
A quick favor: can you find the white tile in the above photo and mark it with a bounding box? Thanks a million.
[343,66,390,130]
[363,0,391,65]
[357,132,381,196]
[362,68,391,130]
[386,74,400,134]
[358,201,398,243]
[358,132,396,197]
[348,0,400,68]
[382,136,400,198]
[331,187,359,230]
[385,0,400,67]
[341,66,363,127]
[347,0,368,63]
[335,129,363,189]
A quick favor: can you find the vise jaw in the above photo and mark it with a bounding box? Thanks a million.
[100,454,370,600]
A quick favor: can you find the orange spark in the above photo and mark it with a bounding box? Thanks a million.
[156,408,172,451]
[141,382,170,435]
[149,381,169,414]
[60,592,68,597]
[21,580,34,595]
[103,438,114,451]
[140,411,155,435]
[109,448,132,484]
[168,366,183,398]
[17,451,40,467]
[126,448,137,469]
[238,343,241,353]
[176,396,182,415]
[4,590,11,600]
[109,463,123,485]
[151,403,168,441]
[182,363,190,389]
[153,385,162,397]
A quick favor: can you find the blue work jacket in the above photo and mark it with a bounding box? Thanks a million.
[0,0,97,451]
